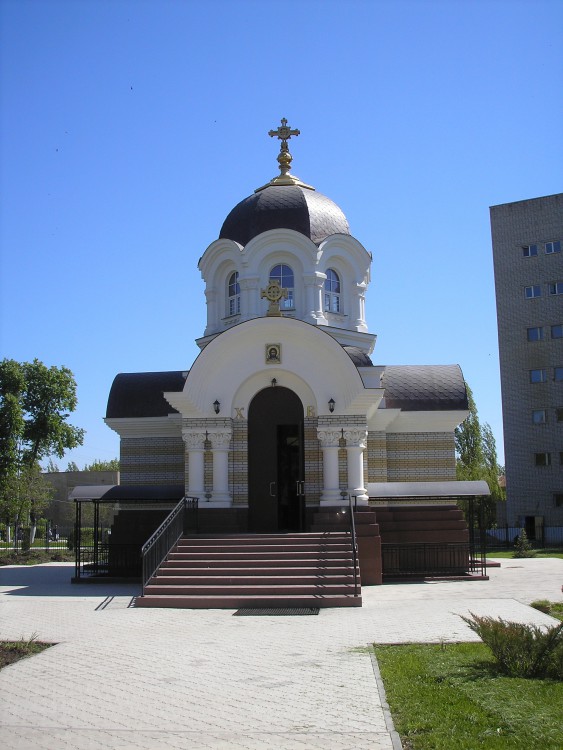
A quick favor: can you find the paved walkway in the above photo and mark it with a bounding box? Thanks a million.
[0,558,562,750]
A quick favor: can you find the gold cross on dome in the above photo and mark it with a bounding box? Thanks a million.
[268,118,300,145]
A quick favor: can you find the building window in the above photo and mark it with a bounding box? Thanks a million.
[530,369,547,383]
[555,494,563,508]
[545,240,561,254]
[555,367,563,382]
[524,285,541,298]
[269,264,294,309]
[522,244,538,257]
[556,408,563,422]
[527,327,544,341]
[535,452,551,466]
[551,324,563,339]
[549,281,563,296]
[532,409,547,424]
[324,269,341,313]
[227,271,240,316]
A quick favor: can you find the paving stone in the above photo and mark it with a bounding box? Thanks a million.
[0,558,562,750]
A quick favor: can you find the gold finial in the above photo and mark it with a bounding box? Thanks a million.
[255,118,314,192]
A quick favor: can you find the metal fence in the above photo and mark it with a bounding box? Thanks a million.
[485,525,563,550]
[382,542,486,578]
[0,522,73,552]
[73,497,199,582]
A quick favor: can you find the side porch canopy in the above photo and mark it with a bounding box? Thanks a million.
[367,480,490,501]
[69,485,185,502]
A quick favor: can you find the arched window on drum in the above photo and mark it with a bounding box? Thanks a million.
[324,269,341,313]
[227,271,240,316]
[269,264,294,310]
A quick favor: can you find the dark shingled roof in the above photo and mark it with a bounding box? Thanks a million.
[381,365,468,411]
[106,371,186,419]
[219,184,350,246]
[343,346,373,367]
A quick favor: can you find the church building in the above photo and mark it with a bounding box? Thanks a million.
[94,120,488,602]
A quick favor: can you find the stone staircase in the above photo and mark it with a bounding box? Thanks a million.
[136,532,361,609]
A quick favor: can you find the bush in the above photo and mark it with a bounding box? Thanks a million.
[462,612,563,679]
[530,599,552,614]
[513,529,536,558]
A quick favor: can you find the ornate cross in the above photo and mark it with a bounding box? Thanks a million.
[268,118,300,179]
[261,279,288,317]
[268,118,300,145]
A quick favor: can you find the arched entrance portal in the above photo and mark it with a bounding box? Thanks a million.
[248,386,305,532]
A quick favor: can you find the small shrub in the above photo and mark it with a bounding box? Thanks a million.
[461,612,563,679]
[513,529,536,558]
[530,599,551,614]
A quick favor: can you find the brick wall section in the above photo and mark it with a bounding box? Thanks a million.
[367,431,387,481]
[386,432,456,481]
[121,437,185,485]
[491,194,563,526]
[232,419,248,505]
[304,417,321,504]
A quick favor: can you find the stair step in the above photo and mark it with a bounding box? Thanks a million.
[160,558,356,569]
[168,551,353,561]
[158,566,357,577]
[136,593,362,609]
[174,543,353,553]
[148,573,354,591]
[137,531,361,610]
[144,583,358,595]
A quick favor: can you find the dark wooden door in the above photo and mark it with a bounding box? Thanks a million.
[248,387,304,532]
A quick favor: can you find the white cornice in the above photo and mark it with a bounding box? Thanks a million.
[104,415,182,438]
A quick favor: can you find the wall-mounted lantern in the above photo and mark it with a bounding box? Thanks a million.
[213,400,221,414]
[328,397,335,413]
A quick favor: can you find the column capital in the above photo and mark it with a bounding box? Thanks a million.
[343,428,368,449]
[182,430,207,450]
[317,428,342,448]
[207,430,232,449]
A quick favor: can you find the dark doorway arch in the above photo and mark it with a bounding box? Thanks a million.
[248,386,305,532]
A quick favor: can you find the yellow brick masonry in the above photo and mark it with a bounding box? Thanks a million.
[121,437,185,485]
[385,432,456,481]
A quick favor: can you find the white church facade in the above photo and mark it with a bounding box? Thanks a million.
[94,120,488,593]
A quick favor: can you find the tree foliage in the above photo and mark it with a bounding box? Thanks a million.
[83,458,120,471]
[0,358,84,524]
[455,383,504,525]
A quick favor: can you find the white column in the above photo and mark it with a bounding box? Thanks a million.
[182,430,206,500]
[353,283,368,332]
[204,287,218,335]
[344,428,369,505]
[209,430,232,507]
[317,429,343,505]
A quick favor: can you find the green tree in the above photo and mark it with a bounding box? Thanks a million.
[455,383,504,526]
[0,359,84,538]
[84,458,120,471]
[45,458,60,472]
[66,461,80,472]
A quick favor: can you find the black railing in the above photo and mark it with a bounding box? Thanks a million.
[348,495,360,597]
[141,497,198,596]
[382,542,473,578]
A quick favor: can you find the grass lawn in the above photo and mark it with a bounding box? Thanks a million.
[0,549,74,566]
[0,639,53,671]
[375,642,563,750]
[487,549,563,559]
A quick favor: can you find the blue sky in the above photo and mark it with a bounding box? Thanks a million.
[1,0,562,468]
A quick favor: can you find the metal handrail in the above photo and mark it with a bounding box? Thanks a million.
[348,494,360,597]
[141,496,198,596]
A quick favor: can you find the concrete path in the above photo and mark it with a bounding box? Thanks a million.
[0,558,562,750]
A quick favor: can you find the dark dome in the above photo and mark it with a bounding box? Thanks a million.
[219,184,350,246]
